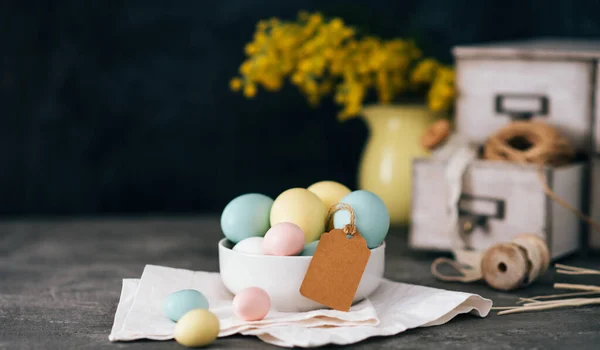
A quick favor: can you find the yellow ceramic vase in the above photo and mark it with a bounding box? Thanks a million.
[358,104,438,226]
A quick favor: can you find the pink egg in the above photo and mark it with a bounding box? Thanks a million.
[232,287,271,321]
[262,222,305,256]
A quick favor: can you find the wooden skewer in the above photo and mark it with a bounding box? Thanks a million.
[516,297,538,304]
[491,306,520,310]
[498,297,600,316]
[556,270,600,275]
[518,291,600,304]
[555,264,600,274]
[522,298,594,307]
[554,283,600,292]
[497,265,600,315]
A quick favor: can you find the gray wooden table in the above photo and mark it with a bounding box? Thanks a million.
[1,216,599,349]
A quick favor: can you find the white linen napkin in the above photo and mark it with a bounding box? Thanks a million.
[109,265,492,348]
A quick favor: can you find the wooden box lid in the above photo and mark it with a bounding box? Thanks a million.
[453,38,600,60]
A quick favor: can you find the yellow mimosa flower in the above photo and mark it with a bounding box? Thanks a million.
[262,78,282,91]
[256,20,267,31]
[269,18,280,27]
[299,59,312,72]
[240,61,252,75]
[291,72,304,85]
[330,18,344,30]
[229,78,243,91]
[231,11,455,116]
[244,84,257,98]
[342,28,354,38]
[245,43,258,55]
[309,13,323,25]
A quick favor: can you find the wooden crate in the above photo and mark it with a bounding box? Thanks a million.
[591,157,600,249]
[596,62,600,154]
[453,38,600,152]
[409,158,586,259]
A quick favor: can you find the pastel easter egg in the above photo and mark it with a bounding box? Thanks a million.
[232,287,271,321]
[174,309,220,347]
[232,237,265,255]
[163,289,209,322]
[300,240,319,256]
[270,188,326,243]
[333,190,390,249]
[221,193,274,243]
[307,181,351,212]
[263,222,305,256]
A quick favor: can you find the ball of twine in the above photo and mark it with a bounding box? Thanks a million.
[484,120,600,234]
[484,121,575,166]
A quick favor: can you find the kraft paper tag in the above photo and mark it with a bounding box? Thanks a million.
[299,228,371,312]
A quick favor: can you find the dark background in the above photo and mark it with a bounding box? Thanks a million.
[2,0,600,216]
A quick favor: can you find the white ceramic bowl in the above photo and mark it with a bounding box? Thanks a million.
[218,238,385,312]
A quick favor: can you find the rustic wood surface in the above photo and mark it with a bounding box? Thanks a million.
[1,216,599,349]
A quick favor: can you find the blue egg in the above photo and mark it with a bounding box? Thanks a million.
[333,190,390,248]
[163,289,209,322]
[221,193,274,243]
[301,240,319,256]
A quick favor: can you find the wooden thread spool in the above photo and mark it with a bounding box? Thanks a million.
[481,234,550,291]
[431,233,551,291]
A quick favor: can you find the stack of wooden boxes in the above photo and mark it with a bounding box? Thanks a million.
[409,39,600,258]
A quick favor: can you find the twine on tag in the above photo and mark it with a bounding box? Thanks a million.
[325,203,357,236]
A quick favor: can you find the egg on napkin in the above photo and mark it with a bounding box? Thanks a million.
[174,309,220,347]
[163,289,209,322]
[232,287,271,321]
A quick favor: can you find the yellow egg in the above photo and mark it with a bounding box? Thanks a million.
[307,181,351,211]
[174,309,220,348]
[270,188,326,243]
[307,181,351,230]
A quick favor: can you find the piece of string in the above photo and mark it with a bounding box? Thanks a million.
[325,203,357,236]
[536,167,600,233]
[430,257,482,282]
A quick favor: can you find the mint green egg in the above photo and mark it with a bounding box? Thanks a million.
[221,193,274,243]
[333,190,390,249]
[163,289,209,322]
[301,240,319,256]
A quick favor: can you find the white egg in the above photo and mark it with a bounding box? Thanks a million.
[232,237,265,255]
